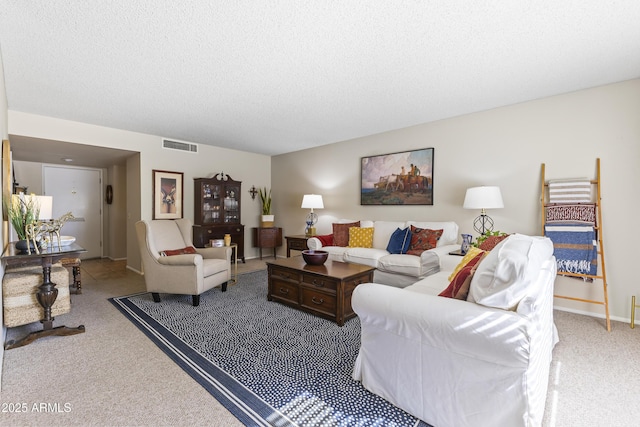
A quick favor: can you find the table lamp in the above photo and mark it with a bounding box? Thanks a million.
[463,186,503,234]
[301,194,324,236]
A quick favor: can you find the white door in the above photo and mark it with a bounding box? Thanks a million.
[43,165,102,259]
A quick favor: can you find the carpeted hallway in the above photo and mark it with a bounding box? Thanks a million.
[1,258,639,426]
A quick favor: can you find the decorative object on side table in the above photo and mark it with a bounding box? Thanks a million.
[301,194,323,236]
[302,249,328,265]
[463,186,504,234]
[259,187,274,227]
[4,193,52,253]
[460,233,473,255]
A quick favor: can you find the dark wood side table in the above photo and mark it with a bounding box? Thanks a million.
[2,242,87,349]
[285,235,310,257]
[252,227,283,259]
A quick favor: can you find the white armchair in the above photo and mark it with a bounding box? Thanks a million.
[135,218,231,306]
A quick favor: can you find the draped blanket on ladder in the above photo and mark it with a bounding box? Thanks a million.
[544,184,597,277]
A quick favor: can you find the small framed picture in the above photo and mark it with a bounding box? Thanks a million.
[152,170,183,219]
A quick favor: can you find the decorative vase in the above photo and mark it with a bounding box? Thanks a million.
[460,234,473,255]
[261,214,274,227]
[224,234,231,246]
[15,239,36,252]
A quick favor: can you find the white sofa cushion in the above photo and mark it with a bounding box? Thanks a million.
[378,252,439,278]
[468,234,554,310]
[343,248,390,268]
[405,221,459,247]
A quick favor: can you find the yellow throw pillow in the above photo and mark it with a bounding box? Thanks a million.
[448,246,485,281]
[348,227,374,248]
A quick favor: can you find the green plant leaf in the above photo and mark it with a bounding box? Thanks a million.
[258,187,272,215]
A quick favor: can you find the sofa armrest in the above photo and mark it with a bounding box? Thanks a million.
[196,246,231,261]
[352,283,531,366]
[307,237,322,250]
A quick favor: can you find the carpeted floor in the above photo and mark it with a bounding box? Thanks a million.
[1,258,639,426]
[110,269,428,427]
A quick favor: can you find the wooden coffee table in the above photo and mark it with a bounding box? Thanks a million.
[266,257,375,326]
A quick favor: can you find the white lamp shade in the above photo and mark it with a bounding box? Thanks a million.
[301,194,324,210]
[463,186,504,210]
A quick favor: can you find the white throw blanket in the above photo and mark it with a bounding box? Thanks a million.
[548,179,592,203]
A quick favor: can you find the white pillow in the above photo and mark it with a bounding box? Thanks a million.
[468,234,553,310]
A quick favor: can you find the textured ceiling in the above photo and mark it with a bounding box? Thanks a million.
[1,1,640,157]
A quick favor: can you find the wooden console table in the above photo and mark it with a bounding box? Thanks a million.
[2,242,87,349]
[266,257,375,326]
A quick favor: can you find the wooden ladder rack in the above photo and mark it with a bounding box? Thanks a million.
[541,158,610,331]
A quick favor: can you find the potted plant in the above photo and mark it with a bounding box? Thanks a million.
[259,187,274,227]
[4,194,42,251]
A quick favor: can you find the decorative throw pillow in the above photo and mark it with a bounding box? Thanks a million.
[406,226,443,256]
[332,221,360,247]
[348,227,374,248]
[478,234,510,251]
[439,252,486,300]
[386,227,412,254]
[160,246,198,256]
[447,246,485,281]
[316,234,334,246]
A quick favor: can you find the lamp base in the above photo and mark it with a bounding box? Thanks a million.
[305,227,317,237]
[473,214,494,235]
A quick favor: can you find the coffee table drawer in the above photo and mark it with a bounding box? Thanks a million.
[300,288,336,318]
[270,266,300,282]
[270,279,299,305]
[301,274,337,292]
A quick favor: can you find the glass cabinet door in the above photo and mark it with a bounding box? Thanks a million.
[201,183,222,224]
[224,185,240,223]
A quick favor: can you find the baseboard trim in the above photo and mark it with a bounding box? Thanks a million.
[553,305,629,325]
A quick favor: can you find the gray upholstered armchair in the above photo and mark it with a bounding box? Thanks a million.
[135,218,231,306]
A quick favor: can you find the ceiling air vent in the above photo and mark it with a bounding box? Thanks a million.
[162,138,198,153]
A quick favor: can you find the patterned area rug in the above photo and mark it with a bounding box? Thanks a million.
[110,270,429,427]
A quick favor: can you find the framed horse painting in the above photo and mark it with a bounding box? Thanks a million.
[153,169,184,219]
[361,148,434,205]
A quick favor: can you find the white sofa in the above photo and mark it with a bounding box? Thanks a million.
[307,220,460,287]
[352,234,558,427]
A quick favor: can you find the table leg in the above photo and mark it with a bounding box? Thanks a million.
[4,258,85,350]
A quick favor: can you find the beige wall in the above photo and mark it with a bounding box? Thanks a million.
[7,111,273,270]
[106,164,127,260]
[273,79,640,323]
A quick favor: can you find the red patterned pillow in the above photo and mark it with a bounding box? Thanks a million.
[406,226,443,256]
[316,234,334,246]
[160,246,198,256]
[439,252,486,300]
[478,234,510,251]
[332,221,360,247]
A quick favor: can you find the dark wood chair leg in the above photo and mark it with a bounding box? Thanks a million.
[192,295,200,306]
[152,292,161,302]
[221,282,228,292]
[72,266,82,294]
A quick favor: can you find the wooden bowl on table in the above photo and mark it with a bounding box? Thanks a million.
[302,250,328,265]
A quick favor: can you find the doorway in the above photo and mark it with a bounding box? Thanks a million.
[43,165,103,259]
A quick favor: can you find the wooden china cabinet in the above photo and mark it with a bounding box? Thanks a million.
[192,173,245,262]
